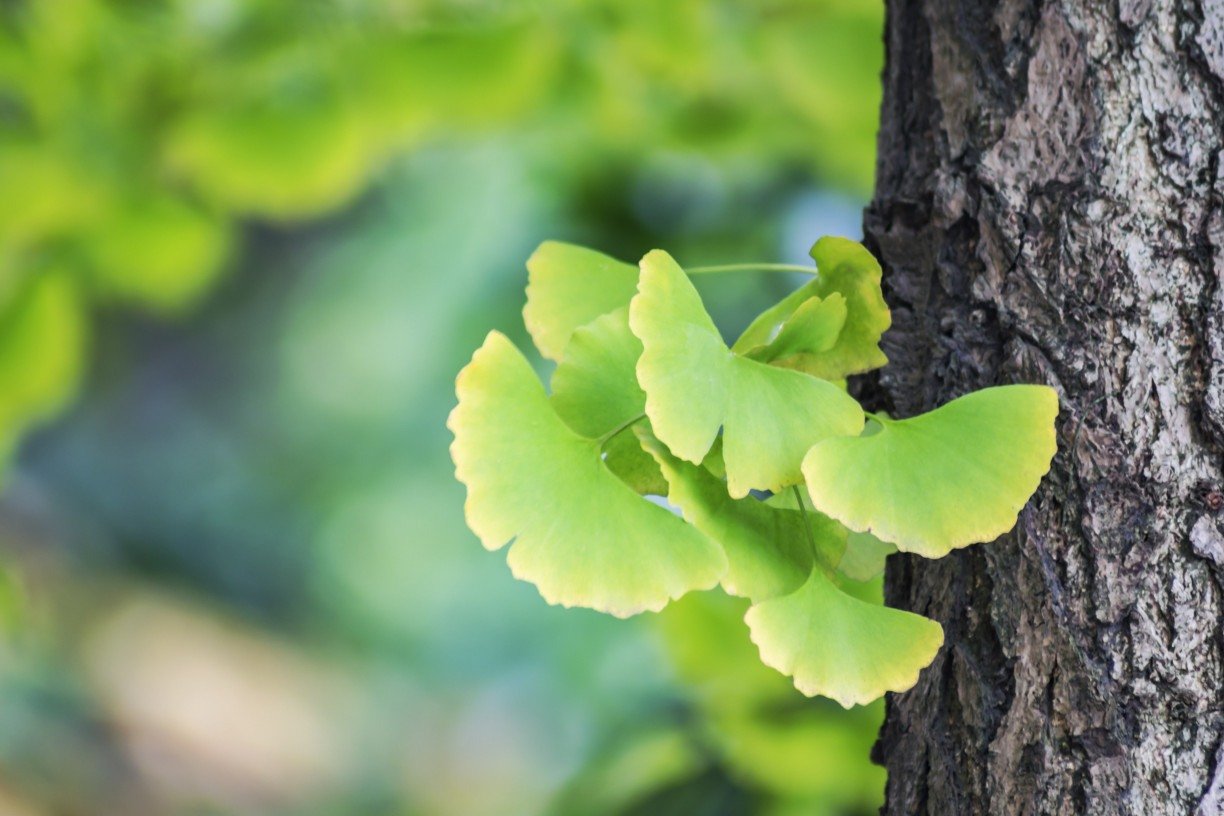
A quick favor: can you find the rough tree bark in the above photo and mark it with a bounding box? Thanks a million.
[863,1,1224,814]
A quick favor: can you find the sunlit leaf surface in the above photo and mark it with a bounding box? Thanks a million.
[550,307,643,439]
[631,249,862,497]
[746,567,944,708]
[641,432,941,707]
[449,331,725,617]
[524,242,639,362]
[732,237,889,380]
[804,385,1059,557]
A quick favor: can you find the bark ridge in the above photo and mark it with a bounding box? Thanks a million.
[866,1,1224,813]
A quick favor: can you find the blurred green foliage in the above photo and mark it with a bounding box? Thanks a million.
[0,0,882,467]
[0,0,886,813]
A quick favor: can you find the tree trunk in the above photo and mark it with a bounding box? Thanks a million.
[863,1,1224,813]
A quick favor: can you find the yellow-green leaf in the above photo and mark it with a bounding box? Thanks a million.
[742,293,847,363]
[641,433,941,706]
[803,385,1059,557]
[745,567,943,708]
[602,429,668,496]
[523,241,639,361]
[630,249,863,498]
[732,237,889,380]
[449,331,726,617]
[643,434,840,603]
[549,307,643,439]
[838,531,897,581]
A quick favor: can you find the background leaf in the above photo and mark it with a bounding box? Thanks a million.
[0,270,85,464]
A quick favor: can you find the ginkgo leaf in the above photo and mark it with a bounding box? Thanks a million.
[642,434,840,602]
[838,531,897,581]
[803,385,1059,557]
[602,430,668,496]
[655,593,888,803]
[630,249,863,498]
[700,435,726,480]
[745,567,944,708]
[449,331,725,617]
[549,307,643,439]
[547,307,661,494]
[741,293,847,363]
[523,242,639,361]
[732,237,889,380]
[640,433,941,706]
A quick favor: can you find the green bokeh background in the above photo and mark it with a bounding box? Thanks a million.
[0,1,886,813]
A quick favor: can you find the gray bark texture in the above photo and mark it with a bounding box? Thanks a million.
[864,1,1224,814]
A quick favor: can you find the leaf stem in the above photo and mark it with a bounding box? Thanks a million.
[791,485,819,557]
[598,413,647,445]
[685,263,816,275]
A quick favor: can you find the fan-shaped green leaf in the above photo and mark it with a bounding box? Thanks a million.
[732,237,889,379]
[549,307,643,439]
[655,592,888,804]
[803,385,1059,557]
[640,433,941,706]
[602,430,668,496]
[449,331,726,617]
[630,249,863,498]
[838,531,897,581]
[741,293,847,362]
[642,435,841,602]
[802,236,890,377]
[745,567,943,708]
[523,242,639,361]
[547,307,663,493]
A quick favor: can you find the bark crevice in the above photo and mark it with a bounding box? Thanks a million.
[868,1,1224,813]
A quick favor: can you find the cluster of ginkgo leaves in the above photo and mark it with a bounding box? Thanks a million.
[454,242,1058,707]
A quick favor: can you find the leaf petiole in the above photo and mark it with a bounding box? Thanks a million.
[598,412,647,445]
[791,485,819,557]
[685,263,817,275]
